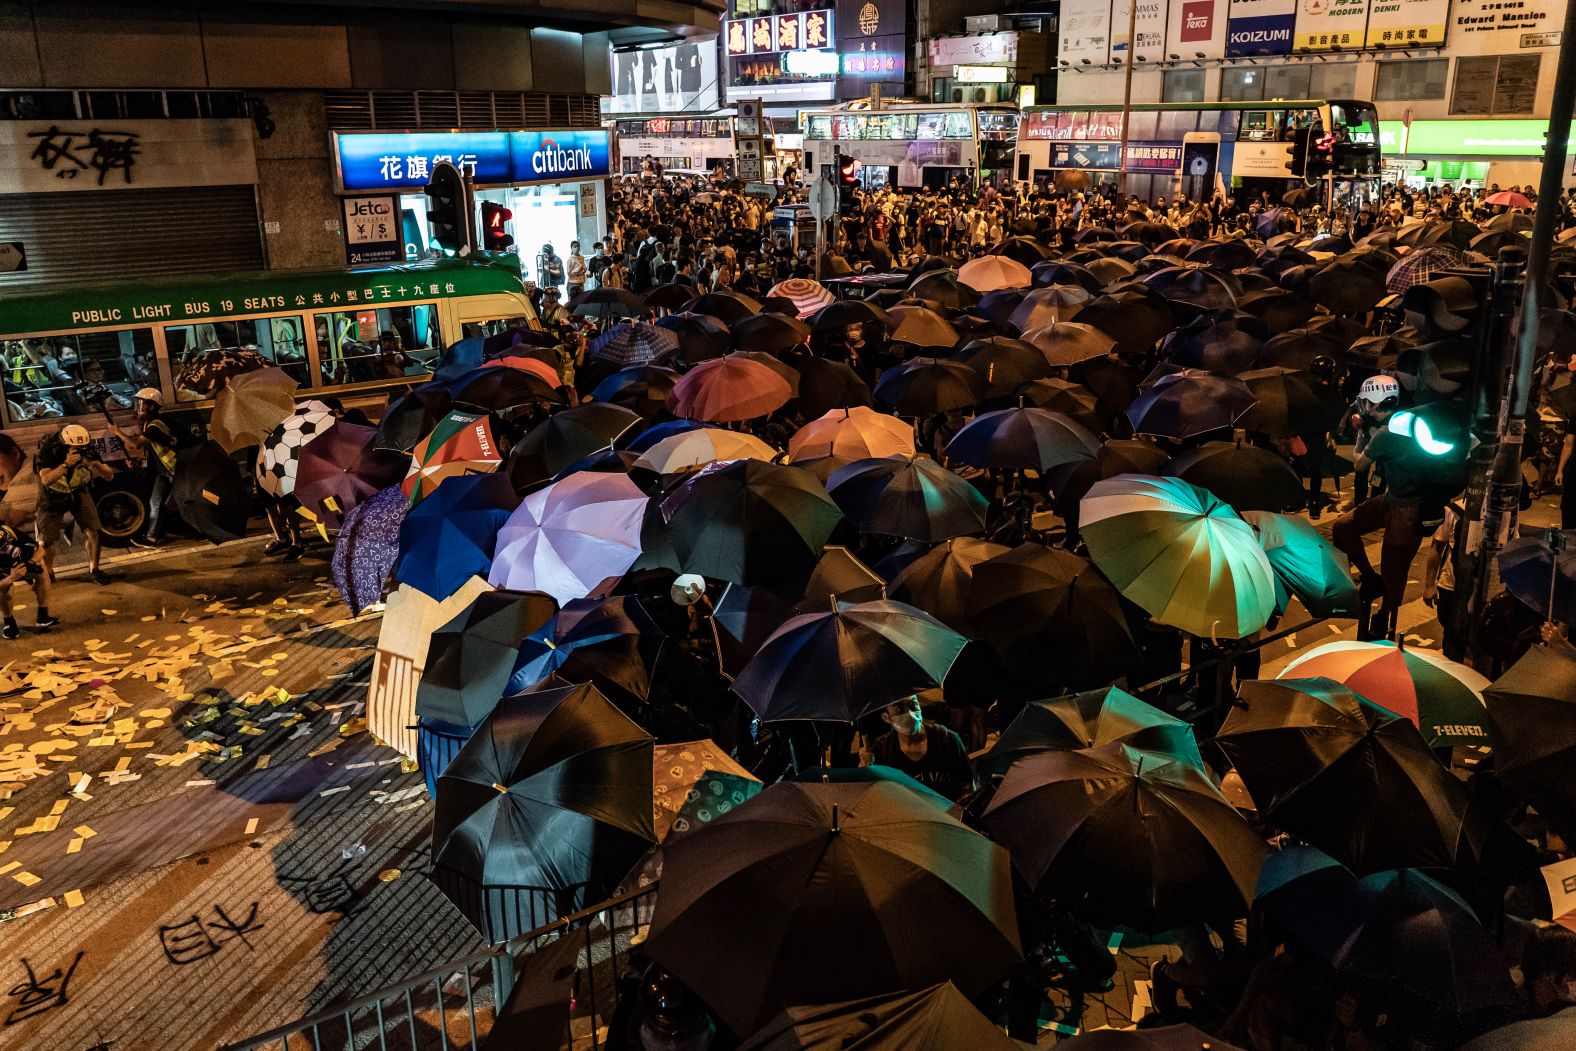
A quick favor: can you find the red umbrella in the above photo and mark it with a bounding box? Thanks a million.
[294,422,410,528]
[667,355,793,422]
[481,355,562,389]
[1484,190,1532,209]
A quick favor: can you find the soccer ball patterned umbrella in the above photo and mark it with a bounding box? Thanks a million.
[256,400,337,498]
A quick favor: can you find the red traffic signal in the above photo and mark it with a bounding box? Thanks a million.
[480,201,515,252]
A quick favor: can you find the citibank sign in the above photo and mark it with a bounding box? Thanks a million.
[335,129,612,191]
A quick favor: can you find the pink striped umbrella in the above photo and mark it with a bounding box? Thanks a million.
[667,356,792,423]
[768,278,835,318]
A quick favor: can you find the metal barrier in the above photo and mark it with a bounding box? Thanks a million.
[222,883,658,1051]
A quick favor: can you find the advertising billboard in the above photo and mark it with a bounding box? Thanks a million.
[1111,0,1171,62]
[1227,0,1296,56]
[1293,0,1371,52]
[335,130,612,192]
[609,43,719,114]
[1059,2,1115,65]
[1364,0,1448,48]
[1167,0,1230,59]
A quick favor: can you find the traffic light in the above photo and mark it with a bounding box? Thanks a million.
[1307,130,1338,177]
[479,201,514,252]
[425,161,469,254]
[1288,126,1312,180]
[835,150,860,218]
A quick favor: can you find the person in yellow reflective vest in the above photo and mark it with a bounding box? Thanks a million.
[33,423,115,585]
[109,388,178,548]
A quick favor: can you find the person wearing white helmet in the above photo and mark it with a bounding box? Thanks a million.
[109,387,177,548]
[1346,374,1403,507]
[33,421,115,586]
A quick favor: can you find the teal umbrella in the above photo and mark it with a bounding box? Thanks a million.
[1079,473,1275,639]
[1242,510,1360,618]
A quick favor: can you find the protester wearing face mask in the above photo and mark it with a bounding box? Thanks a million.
[869,695,974,802]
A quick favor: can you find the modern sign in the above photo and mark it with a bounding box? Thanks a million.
[1166,0,1229,60]
[342,196,402,265]
[956,64,1011,83]
[928,31,1020,70]
[724,12,834,56]
[1292,0,1371,52]
[1400,119,1549,156]
[1227,0,1297,56]
[334,130,612,192]
[0,241,25,273]
[0,118,258,195]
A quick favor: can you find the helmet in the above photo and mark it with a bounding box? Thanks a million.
[1309,355,1338,383]
[135,387,163,406]
[60,424,91,446]
[1358,374,1401,407]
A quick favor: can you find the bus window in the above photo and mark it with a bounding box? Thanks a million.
[314,303,440,387]
[3,328,155,422]
[167,317,309,401]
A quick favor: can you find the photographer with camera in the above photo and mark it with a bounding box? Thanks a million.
[0,520,54,639]
[34,423,114,586]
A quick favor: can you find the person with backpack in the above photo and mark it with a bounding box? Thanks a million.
[109,387,178,548]
[0,519,54,638]
[33,422,115,585]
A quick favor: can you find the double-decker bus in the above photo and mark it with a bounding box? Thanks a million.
[1014,98,1382,203]
[1,255,537,535]
[611,115,739,175]
[799,102,1022,190]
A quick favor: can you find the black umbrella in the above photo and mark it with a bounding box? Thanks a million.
[570,286,645,318]
[981,743,1266,931]
[173,347,270,396]
[1031,260,1102,293]
[958,337,1051,399]
[1021,321,1115,366]
[827,455,987,542]
[1077,290,1175,357]
[171,440,251,544]
[811,299,893,333]
[662,459,843,591]
[733,312,811,354]
[1188,240,1259,271]
[374,382,454,452]
[1126,370,1257,440]
[1347,331,1416,370]
[945,407,1100,472]
[589,364,679,421]
[416,589,560,730]
[431,682,654,942]
[888,537,1010,632]
[908,271,981,311]
[979,686,1202,777]
[1238,288,1316,331]
[685,290,761,326]
[1121,220,1178,246]
[1144,266,1240,311]
[965,543,1140,691]
[1163,441,1306,512]
[506,595,665,707]
[1483,642,1576,834]
[1237,366,1338,438]
[1018,377,1107,433]
[1048,439,1172,519]
[644,283,695,311]
[1219,678,1494,873]
[1309,258,1387,315]
[732,598,968,722]
[795,545,886,611]
[789,355,874,418]
[1254,326,1351,371]
[505,402,642,492]
[872,357,987,416]
[1161,315,1267,373]
[644,780,1022,1035]
[654,311,732,365]
[448,366,563,413]
[738,982,1018,1051]
[992,235,1050,267]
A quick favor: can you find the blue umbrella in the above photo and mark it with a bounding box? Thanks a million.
[506,595,664,706]
[433,336,486,383]
[590,321,680,367]
[331,484,408,613]
[395,472,519,600]
[626,418,706,454]
[1499,530,1576,623]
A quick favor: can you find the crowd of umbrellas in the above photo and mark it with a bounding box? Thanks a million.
[157,209,1576,1049]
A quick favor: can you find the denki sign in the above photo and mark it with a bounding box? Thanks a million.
[334,130,611,191]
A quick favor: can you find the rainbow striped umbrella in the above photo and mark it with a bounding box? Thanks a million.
[1278,640,1490,747]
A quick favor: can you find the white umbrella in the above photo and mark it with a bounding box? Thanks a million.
[488,472,649,604]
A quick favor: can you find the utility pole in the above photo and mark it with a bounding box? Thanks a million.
[1117,0,1139,201]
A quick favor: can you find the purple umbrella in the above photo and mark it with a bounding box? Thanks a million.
[331,484,407,614]
[489,472,650,604]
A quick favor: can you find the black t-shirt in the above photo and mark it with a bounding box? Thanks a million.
[872,724,975,801]
[1367,428,1429,503]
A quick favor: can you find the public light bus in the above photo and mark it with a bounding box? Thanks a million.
[1013,98,1382,203]
[798,102,1022,190]
[0,255,538,535]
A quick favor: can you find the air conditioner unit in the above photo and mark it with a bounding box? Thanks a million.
[964,15,1002,32]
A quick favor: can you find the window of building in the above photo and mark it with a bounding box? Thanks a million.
[166,318,310,401]
[1452,54,1542,115]
[313,305,440,387]
[1162,69,1206,103]
[1222,68,1265,102]
[1309,63,1357,99]
[2,329,155,423]
[1264,65,1311,100]
[1376,59,1448,101]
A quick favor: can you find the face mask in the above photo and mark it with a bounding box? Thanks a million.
[891,710,922,736]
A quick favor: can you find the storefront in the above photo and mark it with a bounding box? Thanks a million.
[1379,119,1549,189]
[0,116,263,290]
[331,129,611,287]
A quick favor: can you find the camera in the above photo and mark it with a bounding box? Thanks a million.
[78,382,111,410]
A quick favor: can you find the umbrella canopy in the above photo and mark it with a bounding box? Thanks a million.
[293,421,409,528]
[767,278,835,318]
[1308,258,1387,315]
[873,357,987,416]
[733,312,812,354]
[685,290,762,326]
[505,403,641,493]
[1278,640,1490,747]
[374,383,454,453]
[1254,326,1351,372]
[737,983,1017,1051]
[669,355,793,422]
[644,283,695,311]
[981,743,1265,931]
[888,305,962,348]
[1386,244,1467,294]
[957,337,1052,400]
[489,471,649,604]
[1053,1025,1248,1051]
[980,686,1202,776]
[507,595,665,704]
[827,455,988,542]
[810,299,892,333]
[1081,473,1275,639]
[662,459,843,590]
[907,272,981,313]
[1163,441,1307,512]
[965,543,1140,690]
[402,409,502,503]
[331,483,406,614]
[945,407,1100,472]
[733,599,968,722]
[1162,316,1266,374]
[210,366,298,453]
[1499,530,1576,623]
[569,285,645,318]
[788,406,914,462]
[171,440,250,545]
[173,347,270,396]
[482,354,562,390]
[1144,266,1239,310]
[957,254,1033,292]
[1484,641,1576,827]
[1032,260,1102,292]
[588,364,679,421]
[888,537,1009,632]
[1018,377,1106,433]
[644,779,1021,1035]
[395,471,520,601]
[431,682,655,942]
[1237,366,1338,438]
[447,365,562,413]
[653,311,733,365]
[590,320,681,367]
[1220,677,1490,872]
[792,355,875,419]
[1485,190,1533,209]
[1241,510,1359,617]
[415,589,561,730]
[1021,321,1116,366]
[652,740,762,843]
[256,401,337,498]
[1126,370,1257,440]
[635,427,778,474]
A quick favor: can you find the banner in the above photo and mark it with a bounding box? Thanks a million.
[1059,2,1115,66]
[1364,0,1447,48]
[1227,0,1296,56]
[929,32,1020,70]
[1450,0,1558,52]
[1167,0,1230,59]
[609,43,718,114]
[1051,142,1124,169]
[1110,0,1171,62]
[1293,0,1371,52]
